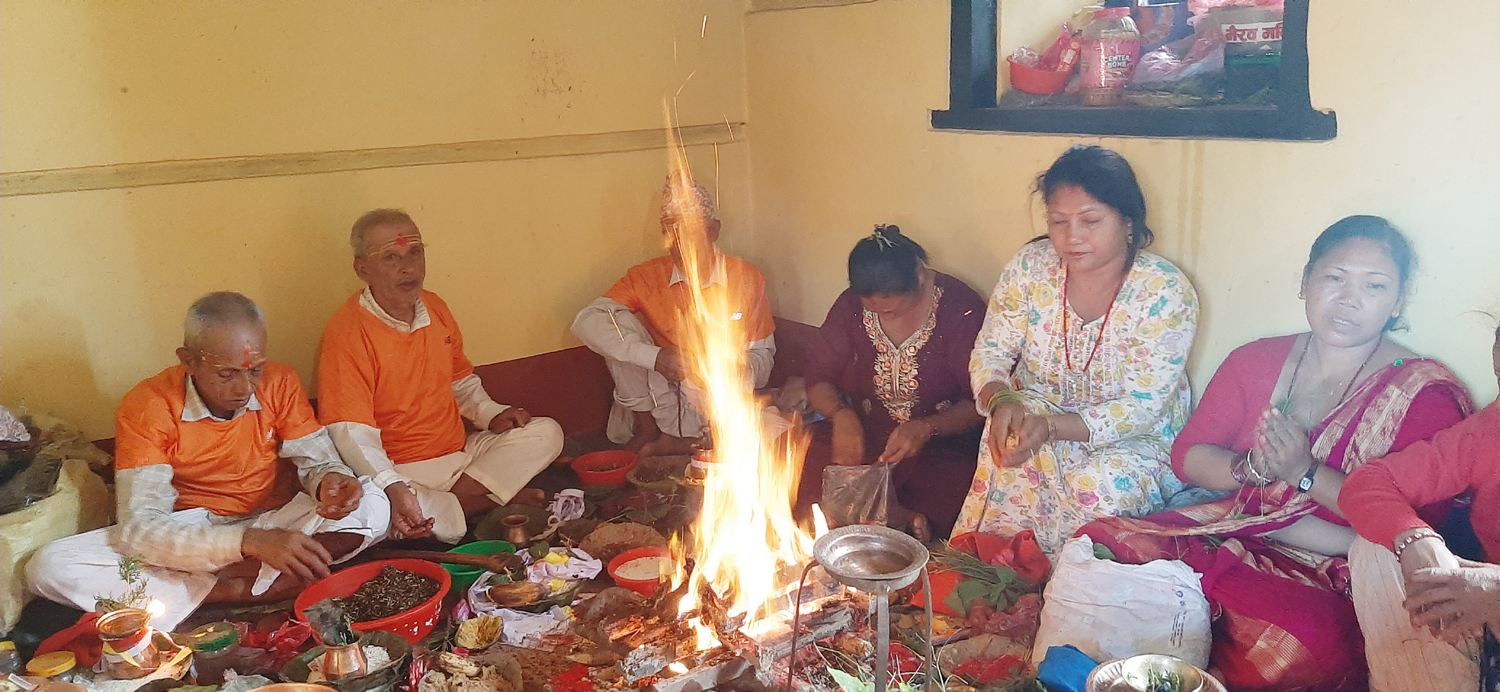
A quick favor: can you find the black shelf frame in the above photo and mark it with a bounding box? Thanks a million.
[931,0,1336,141]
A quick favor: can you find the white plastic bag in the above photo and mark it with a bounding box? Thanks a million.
[1031,536,1211,668]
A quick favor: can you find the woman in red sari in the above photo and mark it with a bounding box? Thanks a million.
[1078,216,1473,691]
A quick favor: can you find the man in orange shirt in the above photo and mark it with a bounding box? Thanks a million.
[572,176,776,457]
[319,210,564,544]
[26,292,391,631]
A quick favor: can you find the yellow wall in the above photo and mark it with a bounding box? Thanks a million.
[743,0,1500,405]
[1,1,753,438]
[9,0,1500,439]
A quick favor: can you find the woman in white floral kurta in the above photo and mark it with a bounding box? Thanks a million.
[954,146,1199,553]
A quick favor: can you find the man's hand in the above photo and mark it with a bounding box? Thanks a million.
[315,472,363,520]
[880,419,934,464]
[655,349,687,382]
[1404,558,1500,644]
[830,409,865,466]
[241,528,334,583]
[385,482,434,539]
[488,407,532,434]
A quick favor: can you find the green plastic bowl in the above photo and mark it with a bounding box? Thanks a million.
[442,539,516,590]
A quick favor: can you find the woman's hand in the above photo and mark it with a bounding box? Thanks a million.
[1405,556,1500,644]
[985,402,1026,466]
[830,408,866,466]
[1257,408,1317,484]
[880,419,934,464]
[1004,415,1053,466]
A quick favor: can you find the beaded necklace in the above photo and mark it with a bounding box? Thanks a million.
[1059,267,1125,375]
[1284,333,1382,422]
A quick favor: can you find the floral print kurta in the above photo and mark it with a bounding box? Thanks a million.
[953,240,1199,553]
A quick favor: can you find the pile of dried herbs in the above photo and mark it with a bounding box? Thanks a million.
[333,566,440,621]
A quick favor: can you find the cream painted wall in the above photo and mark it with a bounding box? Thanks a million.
[743,0,1500,406]
[2,1,753,438]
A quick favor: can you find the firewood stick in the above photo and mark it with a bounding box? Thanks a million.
[365,548,512,573]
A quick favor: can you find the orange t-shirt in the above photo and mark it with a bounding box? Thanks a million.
[114,363,323,516]
[317,290,473,464]
[602,255,775,351]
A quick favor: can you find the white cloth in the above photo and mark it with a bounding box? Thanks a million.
[1349,536,1479,691]
[103,428,352,573]
[25,478,389,631]
[355,422,563,544]
[571,298,774,441]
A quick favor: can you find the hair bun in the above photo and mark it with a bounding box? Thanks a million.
[874,224,902,236]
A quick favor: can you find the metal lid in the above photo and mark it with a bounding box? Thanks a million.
[187,622,239,652]
[26,651,76,677]
[96,608,151,638]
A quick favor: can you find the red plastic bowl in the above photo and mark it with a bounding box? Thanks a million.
[608,546,673,597]
[294,558,451,643]
[571,450,637,487]
[1008,58,1070,95]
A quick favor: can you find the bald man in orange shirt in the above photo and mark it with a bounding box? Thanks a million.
[319,210,564,544]
[26,292,390,630]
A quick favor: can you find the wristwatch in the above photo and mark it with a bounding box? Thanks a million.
[1296,463,1318,493]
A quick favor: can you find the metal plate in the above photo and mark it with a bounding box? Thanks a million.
[812,525,928,592]
[1086,655,1226,692]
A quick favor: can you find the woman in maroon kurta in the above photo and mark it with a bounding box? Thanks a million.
[797,226,986,538]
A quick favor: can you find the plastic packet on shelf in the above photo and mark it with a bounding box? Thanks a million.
[1008,45,1041,69]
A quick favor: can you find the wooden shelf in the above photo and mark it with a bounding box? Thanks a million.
[937,0,1335,142]
[931,102,1336,141]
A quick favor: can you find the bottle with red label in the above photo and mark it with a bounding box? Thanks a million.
[1079,7,1140,106]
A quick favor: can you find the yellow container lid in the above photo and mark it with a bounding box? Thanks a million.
[0,641,14,651]
[26,651,76,677]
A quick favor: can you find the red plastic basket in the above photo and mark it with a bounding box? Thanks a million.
[294,558,451,643]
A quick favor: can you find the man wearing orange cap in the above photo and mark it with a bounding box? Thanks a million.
[572,175,776,457]
[318,209,564,544]
[26,292,391,631]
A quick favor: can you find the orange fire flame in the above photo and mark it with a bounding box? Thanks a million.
[661,103,815,645]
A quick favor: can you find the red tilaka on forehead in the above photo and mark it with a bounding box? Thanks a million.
[242,344,255,369]
[368,232,424,256]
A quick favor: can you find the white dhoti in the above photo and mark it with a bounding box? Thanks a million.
[25,478,389,631]
[397,420,564,544]
[1349,536,1479,691]
[598,313,707,443]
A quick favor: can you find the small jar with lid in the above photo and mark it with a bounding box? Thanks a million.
[186,622,240,686]
[0,641,21,675]
[1079,6,1141,106]
[96,608,159,679]
[25,652,81,683]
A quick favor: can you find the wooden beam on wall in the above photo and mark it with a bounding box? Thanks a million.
[749,0,875,12]
[1,122,746,197]
[948,0,997,110]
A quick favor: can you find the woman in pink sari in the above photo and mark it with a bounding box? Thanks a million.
[1079,216,1473,691]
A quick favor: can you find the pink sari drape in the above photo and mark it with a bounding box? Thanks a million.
[1080,359,1473,692]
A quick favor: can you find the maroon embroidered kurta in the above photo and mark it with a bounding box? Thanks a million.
[800,272,987,535]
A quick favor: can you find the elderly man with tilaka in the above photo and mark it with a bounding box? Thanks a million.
[26,292,392,631]
[318,209,565,544]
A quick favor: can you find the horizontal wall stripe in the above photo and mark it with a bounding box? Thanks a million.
[1,122,746,197]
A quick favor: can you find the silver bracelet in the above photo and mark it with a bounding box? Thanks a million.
[1393,528,1444,561]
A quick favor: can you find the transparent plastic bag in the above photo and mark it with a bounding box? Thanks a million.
[821,463,894,527]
